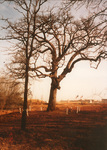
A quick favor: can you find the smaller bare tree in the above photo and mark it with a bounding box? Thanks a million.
[0,0,47,130]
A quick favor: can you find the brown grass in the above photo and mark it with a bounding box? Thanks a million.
[0,102,107,150]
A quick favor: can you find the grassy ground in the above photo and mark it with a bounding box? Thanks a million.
[0,102,107,150]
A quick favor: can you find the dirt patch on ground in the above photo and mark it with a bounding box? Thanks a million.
[0,103,107,150]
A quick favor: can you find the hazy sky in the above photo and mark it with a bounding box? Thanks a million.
[0,0,107,101]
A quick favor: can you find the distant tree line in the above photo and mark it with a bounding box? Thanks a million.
[0,75,23,110]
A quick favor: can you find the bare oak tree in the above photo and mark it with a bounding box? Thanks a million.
[31,7,107,111]
[0,0,47,130]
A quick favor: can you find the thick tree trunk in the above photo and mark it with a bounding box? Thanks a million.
[21,63,29,130]
[47,78,57,111]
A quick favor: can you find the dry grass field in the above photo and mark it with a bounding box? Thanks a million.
[0,102,107,150]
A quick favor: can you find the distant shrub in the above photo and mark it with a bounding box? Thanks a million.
[0,76,23,110]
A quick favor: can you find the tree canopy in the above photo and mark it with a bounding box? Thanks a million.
[29,4,107,110]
